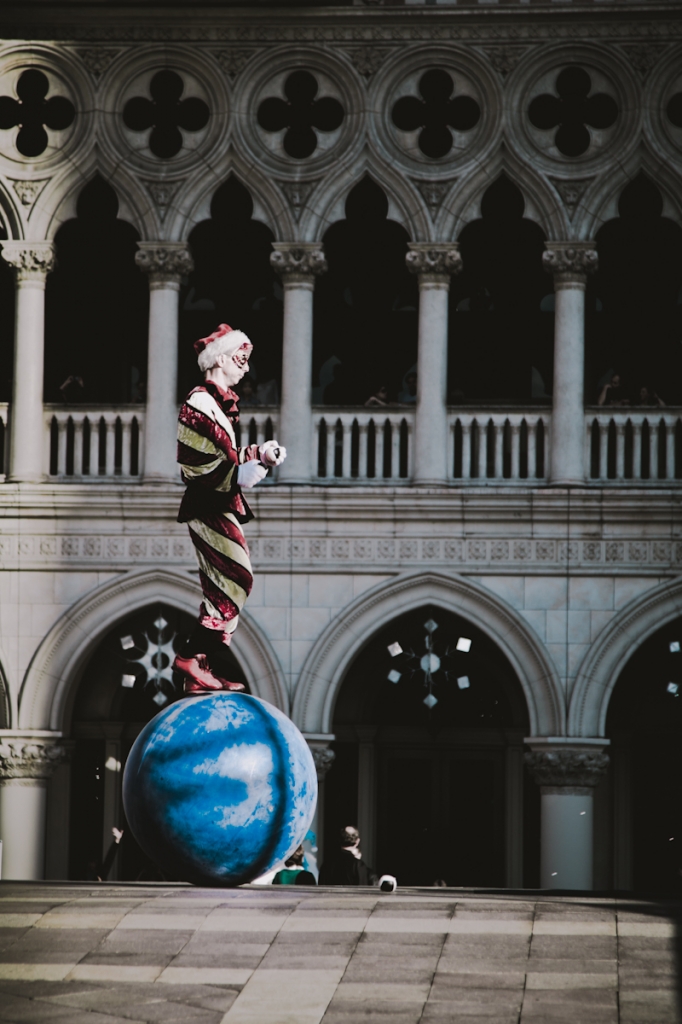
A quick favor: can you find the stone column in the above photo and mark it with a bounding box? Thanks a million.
[406,244,463,484]
[1,242,56,482]
[305,735,336,870]
[525,739,610,890]
[543,243,598,486]
[0,732,66,880]
[270,244,327,484]
[135,244,194,482]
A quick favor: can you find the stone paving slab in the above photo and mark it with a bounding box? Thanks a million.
[0,884,681,1023]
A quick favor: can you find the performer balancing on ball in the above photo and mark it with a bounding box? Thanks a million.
[173,323,286,695]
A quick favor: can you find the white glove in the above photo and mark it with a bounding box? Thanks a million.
[259,440,287,467]
[237,461,268,489]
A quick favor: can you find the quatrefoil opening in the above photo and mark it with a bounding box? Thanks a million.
[667,92,682,129]
[528,66,617,158]
[123,70,210,159]
[0,69,75,158]
[257,70,345,159]
[391,69,481,159]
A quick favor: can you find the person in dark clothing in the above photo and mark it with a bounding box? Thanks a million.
[319,826,377,886]
[272,845,316,886]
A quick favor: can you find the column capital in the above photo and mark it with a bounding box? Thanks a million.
[0,732,67,781]
[135,242,194,282]
[524,739,610,790]
[1,241,55,281]
[543,242,598,284]
[406,243,462,282]
[305,735,336,781]
[270,243,327,281]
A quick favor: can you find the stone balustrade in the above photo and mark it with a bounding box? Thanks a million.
[587,408,682,483]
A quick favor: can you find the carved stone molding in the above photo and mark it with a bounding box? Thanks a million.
[9,178,50,209]
[543,243,598,284]
[76,47,123,80]
[277,181,321,223]
[406,243,463,280]
[270,244,328,280]
[214,47,261,79]
[343,46,392,78]
[411,179,458,222]
[618,42,668,79]
[142,180,185,221]
[525,748,610,790]
[0,241,56,280]
[309,744,336,781]
[135,243,194,282]
[480,45,530,78]
[0,734,67,781]
[548,178,596,222]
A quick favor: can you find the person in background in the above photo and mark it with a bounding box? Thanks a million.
[635,385,665,407]
[398,371,417,405]
[597,372,629,406]
[365,385,389,407]
[319,826,377,886]
[272,845,317,886]
[59,374,85,403]
[239,375,260,407]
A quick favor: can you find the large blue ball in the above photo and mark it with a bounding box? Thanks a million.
[123,693,317,886]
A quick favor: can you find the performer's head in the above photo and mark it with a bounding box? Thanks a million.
[194,324,253,387]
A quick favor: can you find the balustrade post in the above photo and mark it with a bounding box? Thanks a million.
[543,243,598,486]
[358,422,368,480]
[406,244,462,485]
[525,739,609,890]
[271,244,327,484]
[616,421,626,481]
[135,244,194,482]
[461,420,471,480]
[511,422,521,480]
[1,242,55,482]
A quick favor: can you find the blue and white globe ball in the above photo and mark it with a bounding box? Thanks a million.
[123,693,317,886]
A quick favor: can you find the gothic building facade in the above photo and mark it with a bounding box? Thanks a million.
[0,0,681,891]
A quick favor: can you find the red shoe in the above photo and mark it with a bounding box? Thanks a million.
[173,654,245,695]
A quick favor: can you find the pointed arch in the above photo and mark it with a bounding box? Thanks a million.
[0,646,11,728]
[292,570,563,737]
[18,568,288,731]
[569,576,682,738]
[0,178,23,240]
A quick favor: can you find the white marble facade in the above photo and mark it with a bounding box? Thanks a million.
[0,0,681,890]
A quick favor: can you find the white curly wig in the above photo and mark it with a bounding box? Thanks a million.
[194,324,252,373]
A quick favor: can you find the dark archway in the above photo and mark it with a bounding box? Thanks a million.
[606,614,682,893]
[450,174,551,404]
[179,177,281,404]
[68,602,249,882]
[0,222,14,406]
[586,174,682,405]
[313,177,417,405]
[45,176,148,403]
[325,604,537,888]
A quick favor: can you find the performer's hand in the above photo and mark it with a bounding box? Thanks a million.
[259,440,287,467]
[238,461,268,489]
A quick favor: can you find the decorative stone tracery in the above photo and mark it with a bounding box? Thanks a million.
[0,734,67,780]
[524,748,610,791]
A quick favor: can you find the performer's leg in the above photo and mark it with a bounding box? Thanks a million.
[175,624,245,693]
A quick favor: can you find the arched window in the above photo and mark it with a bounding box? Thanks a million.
[586,174,682,406]
[313,177,417,406]
[179,177,281,404]
[450,174,550,405]
[45,176,148,403]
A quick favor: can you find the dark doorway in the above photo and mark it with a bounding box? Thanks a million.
[587,174,682,406]
[313,176,417,406]
[68,602,249,882]
[325,604,535,887]
[607,613,682,893]
[45,176,148,403]
[450,174,551,405]
[179,177,282,404]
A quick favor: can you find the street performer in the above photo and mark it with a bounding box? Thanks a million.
[172,323,286,694]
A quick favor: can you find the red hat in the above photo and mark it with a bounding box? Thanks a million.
[194,323,233,355]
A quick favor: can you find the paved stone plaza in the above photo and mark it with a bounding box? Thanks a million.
[0,883,680,1023]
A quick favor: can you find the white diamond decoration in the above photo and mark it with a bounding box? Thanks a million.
[457,675,471,690]
[153,691,168,706]
[423,693,438,709]
[456,637,472,652]
[387,642,403,657]
[667,682,679,695]
[388,670,401,684]
[154,616,168,631]
[120,635,135,650]
[424,619,438,634]
[670,641,680,653]
[121,673,136,688]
